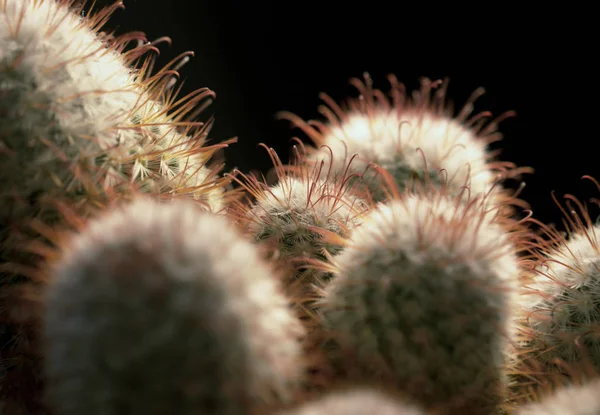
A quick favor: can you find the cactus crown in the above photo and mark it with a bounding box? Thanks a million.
[279,74,529,204]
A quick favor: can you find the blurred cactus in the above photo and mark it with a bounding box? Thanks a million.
[0,0,234,412]
[0,0,229,226]
[43,197,304,415]
[316,188,523,414]
[276,388,425,415]
[279,75,530,205]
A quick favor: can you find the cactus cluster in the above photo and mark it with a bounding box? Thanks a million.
[2,1,600,415]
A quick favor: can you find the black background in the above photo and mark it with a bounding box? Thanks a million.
[99,0,597,228]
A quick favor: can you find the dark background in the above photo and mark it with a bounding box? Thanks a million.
[99,0,597,228]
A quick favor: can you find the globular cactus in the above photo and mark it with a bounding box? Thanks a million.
[276,388,425,415]
[316,188,523,414]
[525,230,600,368]
[280,75,530,205]
[230,144,369,319]
[514,180,600,386]
[0,0,229,238]
[42,197,305,415]
[515,378,600,415]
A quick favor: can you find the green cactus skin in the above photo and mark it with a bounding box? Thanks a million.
[317,192,521,414]
[42,197,305,415]
[276,388,425,415]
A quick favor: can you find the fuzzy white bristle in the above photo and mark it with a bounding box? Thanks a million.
[326,110,490,185]
[310,103,495,203]
[527,225,600,301]
[330,194,518,289]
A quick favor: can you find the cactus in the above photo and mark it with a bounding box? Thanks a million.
[230,144,369,319]
[523,223,600,369]
[0,0,228,226]
[279,75,530,205]
[316,188,523,413]
[0,0,231,270]
[276,388,425,415]
[507,180,600,404]
[42,197,304,415]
